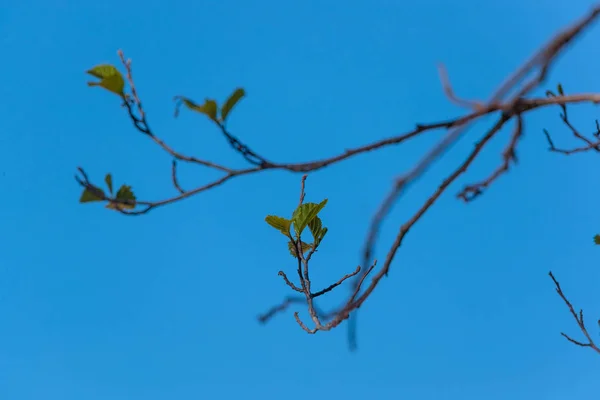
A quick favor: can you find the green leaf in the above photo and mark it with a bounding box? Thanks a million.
[105,173,113,195]
[179,97,219,122]
[86,65,118,79]
[319,227,328,243]
[308,216,322,238]
[220,88,245,122]
[79,186,105,203]
[106,184,136,210]
[557,83,564,96]
[308,216,328,247]
[594,234,600,245]
[292,199,328,238]
[287,240,313,257]
[265,215,292,237]
[86,64,125,96]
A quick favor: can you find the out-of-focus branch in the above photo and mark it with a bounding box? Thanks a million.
[457,116,524,201]
[340,5,600,349]
[360,5,600,276]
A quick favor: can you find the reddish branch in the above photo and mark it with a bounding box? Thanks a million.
[76,6,600,347]
[549,272,600,355]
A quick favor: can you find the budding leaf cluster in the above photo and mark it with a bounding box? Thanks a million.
[174,88,246,124]
[265,199,329,259]
[79,173,137,211]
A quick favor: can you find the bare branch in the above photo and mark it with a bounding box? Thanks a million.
[543,91,600,155]
[544,130,600,154]
[311,266,361,299]
[215,121,272,167]
[298,174,307,207]
[549,271,600,355]
[171,160,186,194]
[278,271,303,293]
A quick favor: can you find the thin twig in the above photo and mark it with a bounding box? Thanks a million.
[171,160,186,194]
[298,174,307,207]
[549,271,600,355]
[278,271,303,293]
[311,266,361,298]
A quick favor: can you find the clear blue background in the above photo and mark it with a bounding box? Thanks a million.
[1,0,599,399]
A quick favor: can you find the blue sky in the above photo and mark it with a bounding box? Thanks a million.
[1,0,600,399]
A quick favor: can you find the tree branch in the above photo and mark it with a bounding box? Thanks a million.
[549,271,600,355]
[77,6,600,349]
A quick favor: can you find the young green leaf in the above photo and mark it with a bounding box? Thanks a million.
[308,216,327,247]
[265,215,292,237]
[594,234,600,245]
[86,64,125,96]
[308,216,329,247]
[106,185,136,210]
[557,83,564,96]
[79,186,106,203]
[318,227,328,243]
[178,97,219,122]
[287,240,313,258]
[87,65,119,79]
[220,88,245,122]
[105,173,113,195]
[308,216,322,237]
[292,199,328,238]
